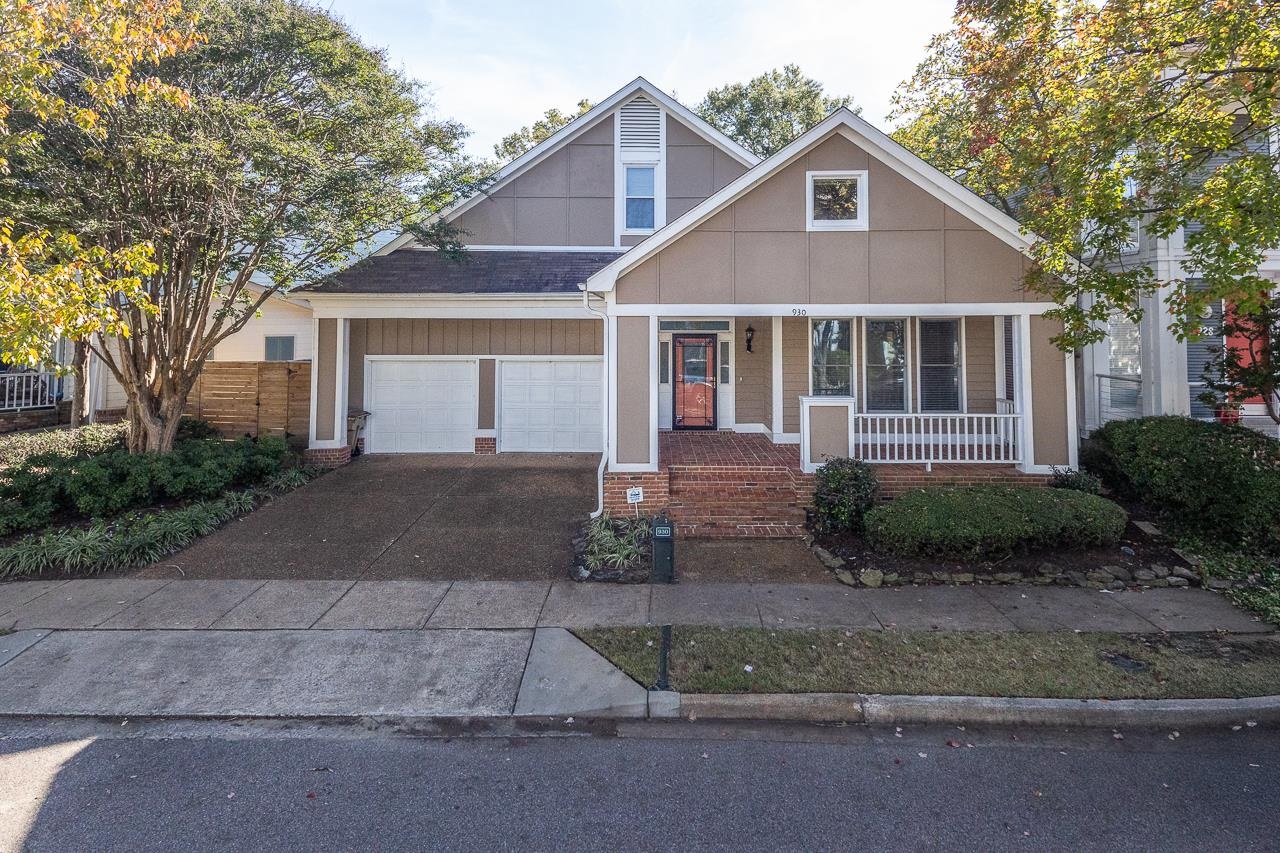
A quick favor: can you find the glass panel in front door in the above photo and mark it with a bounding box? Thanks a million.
[673,335,716,429]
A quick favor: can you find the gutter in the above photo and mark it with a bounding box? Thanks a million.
[581,285,609,518]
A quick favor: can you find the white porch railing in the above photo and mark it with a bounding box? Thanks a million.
[1097,373,1142,424]
[800,396,1023,471]
[0,371,60,411]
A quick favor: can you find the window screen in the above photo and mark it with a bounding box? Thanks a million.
[864,319,906,411]
[811,319,852,396]
[917,320,961,412]
[625,167,655,230]
[265,335,295,361]
[1002,316,1015,401]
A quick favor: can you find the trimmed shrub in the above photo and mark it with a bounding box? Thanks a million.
[864,486,1128,562]
[1082,416,1280,552]
[0,435,292,535]
[0,422,127,469]
[813,458,879,533]
[1049,465,1102,495]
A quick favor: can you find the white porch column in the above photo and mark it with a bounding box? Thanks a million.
[1016,312,1036,472]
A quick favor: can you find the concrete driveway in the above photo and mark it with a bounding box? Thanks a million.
[134,454,599,581]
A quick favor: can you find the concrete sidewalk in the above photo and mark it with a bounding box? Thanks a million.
[0,578,1269,634]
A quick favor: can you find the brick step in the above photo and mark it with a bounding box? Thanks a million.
[668,489,802,504]
[667,506,807,525]
[676,522,808,539]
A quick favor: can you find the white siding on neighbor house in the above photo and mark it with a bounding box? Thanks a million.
[209,298,313,362]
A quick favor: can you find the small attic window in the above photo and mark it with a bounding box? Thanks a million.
[807,170,868,231]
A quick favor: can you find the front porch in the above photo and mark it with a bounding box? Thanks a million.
[603,431,1045,538]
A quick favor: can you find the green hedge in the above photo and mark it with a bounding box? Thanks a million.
[864,486,1128,562]
[0,435,290,536]
[813,458,879,533]
[0,422,128,469]
[1081,416,1280,552]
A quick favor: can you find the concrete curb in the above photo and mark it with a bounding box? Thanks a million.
[673,692,1280,728]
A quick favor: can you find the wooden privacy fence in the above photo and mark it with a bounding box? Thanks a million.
[185,361,311,446]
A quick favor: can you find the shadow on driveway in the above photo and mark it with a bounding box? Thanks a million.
[134,454,598,581]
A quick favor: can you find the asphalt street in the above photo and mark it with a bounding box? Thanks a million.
[0,719,1275,852]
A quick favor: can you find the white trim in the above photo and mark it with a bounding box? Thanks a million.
[773,432,801,445]
[807,316,857,398]
[770,315,783,437]
[586,108,1037,292]
[799,396,857,474]
[606,302,1056,317]
[307,317,320,447]
[488,354,602,362]
[914,316,966,414]
[1064,351,1079,468]
[307,295,592,319]
[649,314,660,470]
[376,77,758,256]
[732,423,771,435]
[993,316,1007,401]
[806,170,868,231]
[335,319,349,447]
[1017,313,1036,473]
[405,245,627,253]
[607,314,620,470]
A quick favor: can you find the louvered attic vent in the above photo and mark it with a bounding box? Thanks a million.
[619,95,661,154]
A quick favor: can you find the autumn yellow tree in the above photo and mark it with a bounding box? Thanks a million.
[892,0,1280,350]
[0,0,197,421]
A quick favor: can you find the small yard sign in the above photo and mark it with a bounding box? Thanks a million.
[626,486,644,505]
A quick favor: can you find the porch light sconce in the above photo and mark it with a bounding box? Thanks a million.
[745,324,755,353]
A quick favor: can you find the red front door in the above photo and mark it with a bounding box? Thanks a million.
[673,335,716,429]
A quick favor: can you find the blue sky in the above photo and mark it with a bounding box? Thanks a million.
[322,0,958,158]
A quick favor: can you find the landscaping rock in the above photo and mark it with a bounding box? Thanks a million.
[813,547,845,570]
[913,572,934,585]
[882,573,902,586]
[1167,576,1190,588]
[1133,568,1157,582]
[1171,565,1198,581]
[993,572,1022,584]
[1107,581,1126,591]
[1106,565,1133,582]
[1036,562,1060,576]
[952,572,975,584]
[1205,578,1234,591]
[1066,571,1088,587]
[859,569,884,589]
[1150,564,1172,579]
[1086,570,1113,584]
[834,568,857,588]
[1133,520,1163,538]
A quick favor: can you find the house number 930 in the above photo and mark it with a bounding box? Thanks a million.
[791,308,808,316]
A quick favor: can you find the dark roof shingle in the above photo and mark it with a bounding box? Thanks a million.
[302,250,622,295]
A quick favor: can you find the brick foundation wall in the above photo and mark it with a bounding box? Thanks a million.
[872,465,1050,498]
[602,471,671,516]
[94,407,127,422]
[302,445,352,468]
[474,436,497,455]
[0,406,68,434]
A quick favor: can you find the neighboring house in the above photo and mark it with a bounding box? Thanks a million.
[1079,130,1280,438]
[301,77,1075,535]
[90,284,314,418]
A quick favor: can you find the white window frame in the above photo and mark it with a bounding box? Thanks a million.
[264,334,296,362]
[806,170,868,232]
[807,317,856,399]
[860,317,911,413]
[614,111,666,243]
[914,317,967,414]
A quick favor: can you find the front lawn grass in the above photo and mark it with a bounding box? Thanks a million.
[576,627,1280,700]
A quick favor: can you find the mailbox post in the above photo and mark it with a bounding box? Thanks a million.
[651,514,676,583]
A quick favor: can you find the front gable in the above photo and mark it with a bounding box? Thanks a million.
[599,110,1039,308]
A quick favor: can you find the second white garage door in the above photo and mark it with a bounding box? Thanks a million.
[366,359,476,453]
[500,359,603,452]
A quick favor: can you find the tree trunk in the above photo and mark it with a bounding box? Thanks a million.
[69,341,91,427]
[126,385,191,453]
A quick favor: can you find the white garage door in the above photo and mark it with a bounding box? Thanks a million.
[500,359,603,452]
[366,359,476,453]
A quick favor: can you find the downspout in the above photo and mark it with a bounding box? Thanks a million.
[582,285,609,518]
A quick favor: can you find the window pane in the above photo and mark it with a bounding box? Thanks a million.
[626,167,654,197]
[659,340,670,384]
[719,340,730,384]
[811,319,851,396]
[659,320,731,332]
[865,319,906,411]
[918,320,960,412]
[812,177,858,221]
[1002,316,1015,401]
[265,336,294,361]
[626,197,654,229]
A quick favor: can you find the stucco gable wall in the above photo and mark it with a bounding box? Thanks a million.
[616,132,1031,305]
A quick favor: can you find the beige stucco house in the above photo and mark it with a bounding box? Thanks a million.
[301,78,1077,535]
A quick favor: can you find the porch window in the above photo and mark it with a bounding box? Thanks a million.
[864,319,906,411]
[811,319,852,396]
[917,319,962,412]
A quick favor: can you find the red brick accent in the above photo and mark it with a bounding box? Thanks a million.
[303,445,352,468]
[0,404,69,434]
[603,470,670,516]
[94,408,127,422]
[872,464,1050,498]
[474,436,497,455]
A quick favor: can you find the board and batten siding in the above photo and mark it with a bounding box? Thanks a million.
[615,133,1031,306]
[733,316,772,427]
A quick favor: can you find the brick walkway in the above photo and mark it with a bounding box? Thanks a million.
[0,579,1269,634]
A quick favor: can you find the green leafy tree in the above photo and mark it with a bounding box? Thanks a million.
[5,0,475,452]
[494,99,592,162]
[1200,296,1280,425]
[696,64,856,157]
[891,0,1280,350]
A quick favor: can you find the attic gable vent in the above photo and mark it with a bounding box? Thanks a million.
[619,95,661,152]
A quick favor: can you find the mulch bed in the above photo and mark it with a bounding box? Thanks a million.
[570,519,653,584]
